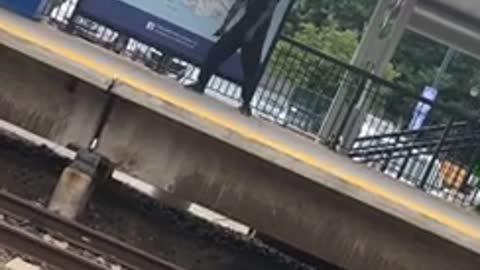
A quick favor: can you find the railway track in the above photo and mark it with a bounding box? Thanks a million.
[0,190,186,270]
[0,221,106,270]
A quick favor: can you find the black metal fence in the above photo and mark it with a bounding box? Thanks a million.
[340,75,480,207]
[48,1,340,136]
[47,1,480,208]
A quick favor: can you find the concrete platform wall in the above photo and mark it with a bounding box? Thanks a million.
[97,94,480,270]
[0,45,107,147]
[1,44,479,270]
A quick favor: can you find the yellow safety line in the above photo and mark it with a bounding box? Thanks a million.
[1,16,480,242]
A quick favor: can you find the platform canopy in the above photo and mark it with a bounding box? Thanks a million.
[409,0,480,59]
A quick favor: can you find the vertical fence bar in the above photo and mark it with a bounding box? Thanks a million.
[419,117,455,189]
[460,122,480,206]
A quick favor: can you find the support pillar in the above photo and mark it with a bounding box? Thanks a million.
[48,149,113,220]
[318,0,418,150]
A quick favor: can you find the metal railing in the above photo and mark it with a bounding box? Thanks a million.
[350,120,480,206]
[47,1,338,137]
[46,1,480,208]
[338,76,480,207]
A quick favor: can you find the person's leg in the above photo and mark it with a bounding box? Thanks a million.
[239,36,264,116]
[187,27,243,93]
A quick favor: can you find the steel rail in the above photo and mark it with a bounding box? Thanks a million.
[0,191,186,270]
[0,221,107,270]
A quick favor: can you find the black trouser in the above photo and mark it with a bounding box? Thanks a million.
[197,22,268,105]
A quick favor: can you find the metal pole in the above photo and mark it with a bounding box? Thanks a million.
[432,48,455,89]
[329,77,369,150]
[318,0,418,147]
[89,79,117,151]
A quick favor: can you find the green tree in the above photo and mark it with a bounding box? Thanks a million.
[287,0,480,123]
[272,22,398,93]
[285,0,377,35]
[268,22,399,132]
[270,23,359,99]
[266,23,360,132]
[294,23,357,62]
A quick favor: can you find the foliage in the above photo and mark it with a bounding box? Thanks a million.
[285,0,377,34]
[271,23,357,93]
[392,31,480,121]
[294,23,357,63]
[279,0,480,124]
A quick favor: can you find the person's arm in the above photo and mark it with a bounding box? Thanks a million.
[214,0,246,36]
[245,0,278,41]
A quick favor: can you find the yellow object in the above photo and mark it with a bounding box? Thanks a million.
[440,160,467,190]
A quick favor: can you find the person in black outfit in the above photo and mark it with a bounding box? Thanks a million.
[186,0,279,116]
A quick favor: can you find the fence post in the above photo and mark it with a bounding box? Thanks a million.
[418,117,454,189]
[381,136,398,173]
[396,149,413,180]
[328,77,369,151]
[459,122,480,205]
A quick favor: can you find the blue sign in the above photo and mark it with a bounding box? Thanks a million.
[75,0,293,83]
[0,0,49,20]
[409,86,438,130]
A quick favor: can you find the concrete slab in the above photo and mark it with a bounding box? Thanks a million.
[0,117,249,233]
[1,7,480,269]
[96,96,480,269]
[48,167,94,220]
[0,46,107,147]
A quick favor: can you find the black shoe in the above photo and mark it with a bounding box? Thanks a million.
[239,104,252,117]
[184,82,204,94]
